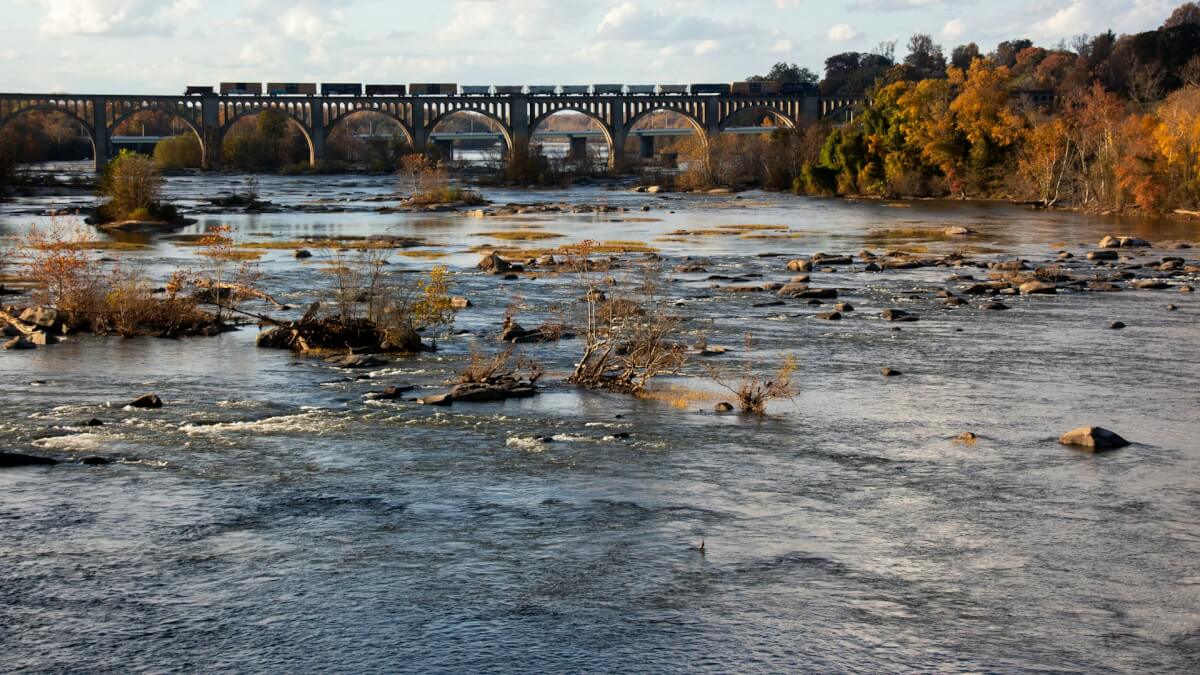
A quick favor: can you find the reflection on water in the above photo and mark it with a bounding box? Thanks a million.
[1,171,1199,672]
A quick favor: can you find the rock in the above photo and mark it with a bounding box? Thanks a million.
[417,393,453,406]
[1182,286,1194,293]
[450,296,472,309]
[1019,281,1058,295]
[715,402,734,413]
[3,337,35,350]
[127,393,163,409]
[0,452,58,467]
[477,252,513,274]
[1058,251,1074,259]
[944,226,972,236]
[83,418,104,427]
[786,258,812,272]
[1133,279,1170,290]
[77,456,111,466]
[880,367,902,377]
[881,308,918,322]
[699,346,728,356]
[811,253,852,265]
[1109,321,1126,330]
[788,287,837,299]
[991,260,1028,271]
[673,262,707,273]
[790,274,811,283]
[324,354,386,369]
[1166,303,1178,311]
[364,385,415,401]
[982,301,1010,310]
[1119,236,1150,247]
[863,262,882,272]
[815,311,842,321]
[1087,250,1119,261]
[955,432,978,443]
[294,249,313,259]
[1059,426,1130,451]
[27,331,56,346]
[961,283,995,295]
[646,185,664,194]
[1099,235,1121,249]
[18,306,60,329]
[835,302,854,312]
[449,381,537,402]
[943,296,968,306]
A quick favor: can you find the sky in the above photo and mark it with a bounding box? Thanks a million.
[0,0,1183,93]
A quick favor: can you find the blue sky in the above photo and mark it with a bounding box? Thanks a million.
[0,0,1181,93]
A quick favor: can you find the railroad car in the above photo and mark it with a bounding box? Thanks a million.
[559,85,590,95]
[219,82,263,95]
[625,85,655,95]
[321,83,362,96]
[493,85,524,95]
[688,83,730,95]
[365,84,407,96]
[409,83,458,96]
[184,86,214,96]
[731,81,781,95]
[267,82,317,96]
[526,85,557,96]
[655,84,688,95]
[460,85,491,96]
[779,81,817,94]
[591,84,623,95]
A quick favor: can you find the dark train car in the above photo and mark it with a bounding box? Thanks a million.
[409,83,459,96]
[219,82,263,95]
[321,83,363,96]
[365,84,407,96]
[688,83,730,95]
[780,81,817,95]
[267,82,317,96]
[731,81,781,95]
[185,85,214,96]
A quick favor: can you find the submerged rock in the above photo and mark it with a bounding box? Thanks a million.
[880,367,902,377]
[0,452,58,467]
[127,393,163,409]
[76,456,111,466]
[1059,426,1130,451]
[364,385,415,401]
[881,308,918,322]
[325,354,386,369]
[715,402,734,413]
[1109,320,1126,330]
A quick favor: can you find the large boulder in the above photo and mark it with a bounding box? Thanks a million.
[1019,281,1058,295]
[325,354,386,369]
[786,258,813,272]
[128,393,163,409]
[477,252,513,275]
[811,253,852,265]
[18,306,60,330]
[1087,250,1119,261]
[0,452,58,467]
[1099,235,1121,249]
[1059,426,1130,451]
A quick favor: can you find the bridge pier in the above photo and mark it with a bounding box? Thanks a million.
[200,94,221,170]
[568,136,588,162]
[91,96,111,172]
[309,102,325,167]
[638,135,655,160]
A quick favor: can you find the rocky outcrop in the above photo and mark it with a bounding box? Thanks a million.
[0,452,59,467]
[1059,426,1130,451]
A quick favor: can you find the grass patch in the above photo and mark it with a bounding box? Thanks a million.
[240,237,426,250]
[396,250,450,259]
[477,230,564,241]
[716,224,789,232]
[32,240,151,252]
[198,249,265,261]
[741,232,805,239]
[640,383,722,409]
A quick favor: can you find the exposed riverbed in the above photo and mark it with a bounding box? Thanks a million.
[2,167,1198,672]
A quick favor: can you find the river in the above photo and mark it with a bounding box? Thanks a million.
[1,168,1198,672]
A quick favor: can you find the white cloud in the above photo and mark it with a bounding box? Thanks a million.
[37,0,198,36]
[941,18,966,40]
[827,23,860,42]
[770,39,793,53]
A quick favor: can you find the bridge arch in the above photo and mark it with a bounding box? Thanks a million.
[625,106,708,145]
[0,104,97,164]
[324,108,415,147]
[425,108,514,151]
[219,107,317,166]
[718,106,797,132]
[109,107,206,159]
[529,107,615,162]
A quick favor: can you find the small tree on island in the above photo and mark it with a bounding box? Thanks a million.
[93,150,179,224]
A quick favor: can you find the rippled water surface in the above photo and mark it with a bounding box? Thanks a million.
[2,169,1199,672]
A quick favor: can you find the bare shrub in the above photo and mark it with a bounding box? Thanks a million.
[21,221,105,321]
[458,345,543,386]
[568,241,687,395]
[703,335,798,415]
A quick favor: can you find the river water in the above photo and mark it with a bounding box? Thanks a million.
[2,168,1198,673]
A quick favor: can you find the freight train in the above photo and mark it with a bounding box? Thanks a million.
[187,81,812,97]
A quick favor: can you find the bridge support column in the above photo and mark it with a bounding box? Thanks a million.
[509,94,530,162]
[309,101,325,167]
[568,136,588,162]
[92,96,110,172]
[800,95,819,125]
[412,103,427,155]
[638,135,655,159]
[703,97,721,146]
[434,139,454,161]
[201,94,222,171]
[608,98,628,173]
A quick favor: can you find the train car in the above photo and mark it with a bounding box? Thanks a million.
[688,83,730,95]
[184,85,214,96]
[365,84,407,96]
[409,83,458,96]
[460,85,491,96]
[321,83,362,96]
[655,84,687,95]
[267,82,317,96]
[493,85,523,95]
[779,81,816,95]
[625,84,655,95]
[559,85,589,95]
[591,84,623,95]
[526,85,557,96]
[731,80,781,96]
[220,82,263,96]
